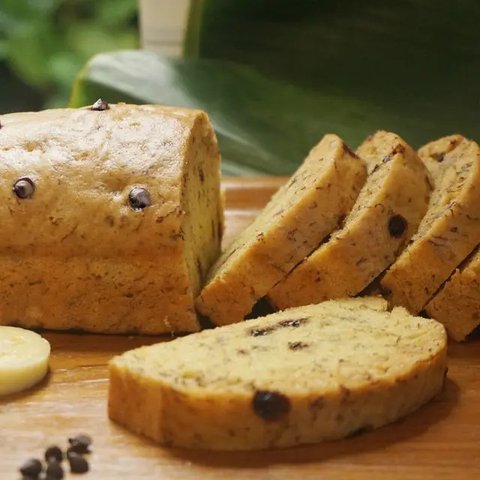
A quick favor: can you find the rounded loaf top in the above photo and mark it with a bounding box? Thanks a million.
[0,103,220,257]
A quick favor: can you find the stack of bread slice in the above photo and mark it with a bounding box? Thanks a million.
[380,135,480,315]
[197,131,480,340]
[196,134,367,325]
[268,131,430,309]
[109,130,464,451]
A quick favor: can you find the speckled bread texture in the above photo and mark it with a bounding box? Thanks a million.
[426,246,480,341]
[108,297,447,451]
[268,131,430,310]
[0,103,222,333]
[195,134,367,325]
[381,135,480,314]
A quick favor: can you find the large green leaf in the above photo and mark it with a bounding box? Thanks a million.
[188,0,480,140]
[70,50,462,175]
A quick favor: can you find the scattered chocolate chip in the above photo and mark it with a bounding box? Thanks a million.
[90,98,110,111]
[13,177,35,199]
[46,460,64,479]
[128,187,151,210]
[19,458,42,477]
[432,152,445,162]
[288,341,309,350]
[67,452,89,474]
[68,434,92,454]
[388,214,407,238]
[44,446,63,463]
[278,317,308,328]
[250,326,275,337]
[252,390,290,421]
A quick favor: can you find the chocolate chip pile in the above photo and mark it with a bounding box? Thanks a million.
[18,434,91,479]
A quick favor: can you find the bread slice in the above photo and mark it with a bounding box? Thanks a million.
[109,297,447,451]
[268,131,430,310]
[0,103,222,334]
[380,135,480,313]
[195,135,367,325]
[426,246,480,341]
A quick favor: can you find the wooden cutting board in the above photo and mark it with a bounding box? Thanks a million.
[1,177,479,479]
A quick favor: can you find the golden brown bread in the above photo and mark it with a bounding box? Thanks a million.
[268,131,430,309]
[381,135,480,313]
[109,297,447,450]
[196,134,367,325]
[426,246,480,341]
[0,102,222,333]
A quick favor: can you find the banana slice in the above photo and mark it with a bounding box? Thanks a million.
[0,326,51,396]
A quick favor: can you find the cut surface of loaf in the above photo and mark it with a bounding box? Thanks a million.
[426,246,480,341]
[109,297,447,451]
[381,135,480,313]
[0,103,222,334]
[196,134,367,325]
[268,131,430,310]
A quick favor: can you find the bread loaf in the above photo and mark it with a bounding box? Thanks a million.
[426,246,480,341]
[196,134,366,325]
[381,135,480,313]
[109,297,447,450]
[0,102,222,333]
[268,131,430,309]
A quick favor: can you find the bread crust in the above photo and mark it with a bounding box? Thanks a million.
[381,135,480,313]
[268,131,430,309]
[426,246,480,341]
[109,298,447,450]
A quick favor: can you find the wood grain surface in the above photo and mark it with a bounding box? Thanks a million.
[1,177,479,480]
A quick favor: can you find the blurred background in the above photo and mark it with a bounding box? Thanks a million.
[0,0,138,112]
[1,0,479,174]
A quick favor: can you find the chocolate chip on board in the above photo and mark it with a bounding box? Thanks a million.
[68,434,92,454]
[67,452,89,474]
[46,459,64,479]
[19,458,42,477]
[44,445,63,463]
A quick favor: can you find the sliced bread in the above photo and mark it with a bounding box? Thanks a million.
[426,246,480,341]
[195,135,367,325]
[380,135,480,313]
[268,131,430,310]
[108,297,447,451]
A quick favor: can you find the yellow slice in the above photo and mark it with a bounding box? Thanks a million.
[0,326,50,396]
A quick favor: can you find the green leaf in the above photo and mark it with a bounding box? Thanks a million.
[71,50,459,175]
[187,0,480,147]
[6,20,60,87]
[65,23,138,60]
[94,0,138,27]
